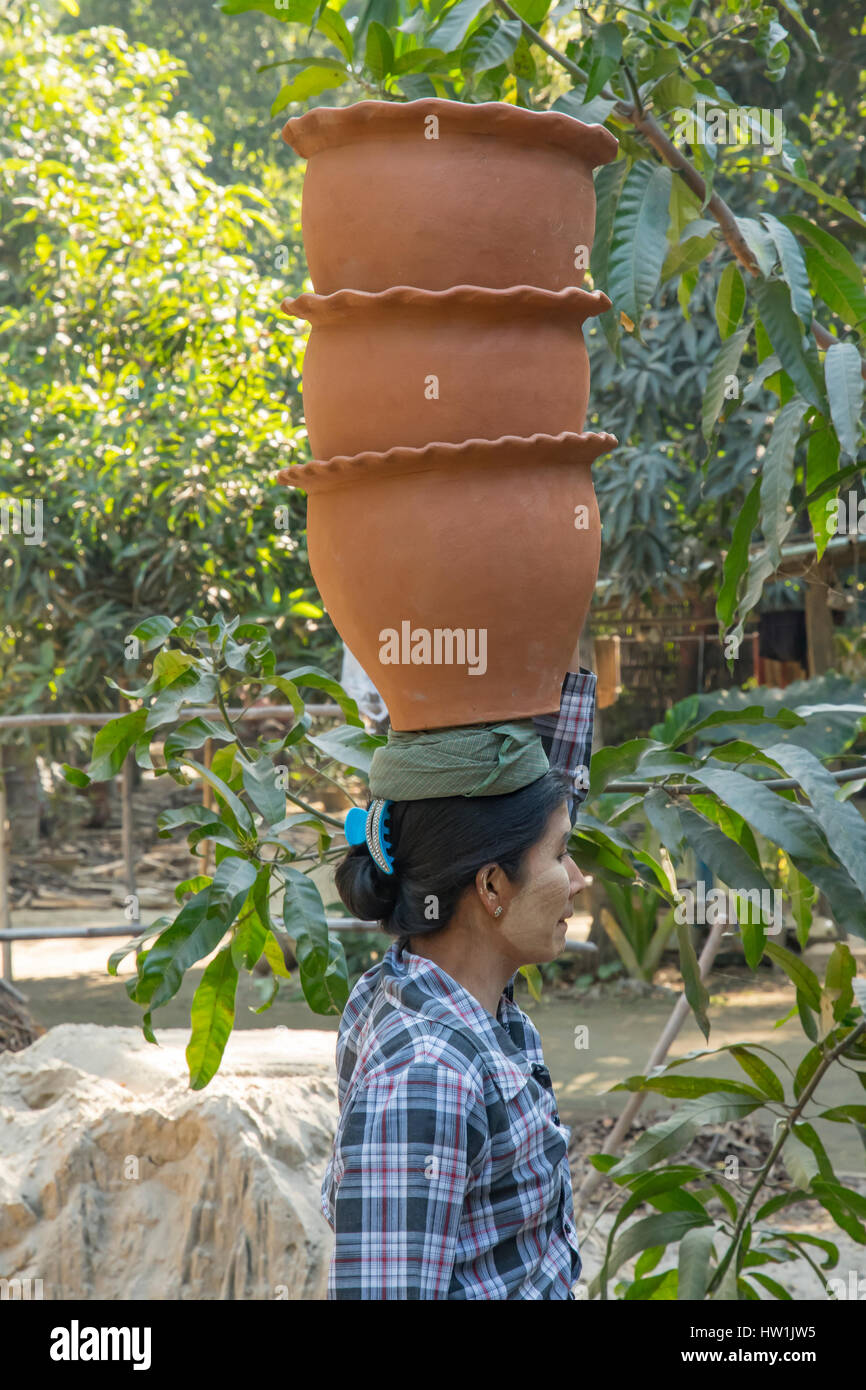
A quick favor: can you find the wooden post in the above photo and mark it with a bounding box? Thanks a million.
[805,558,836,676]
[0,747,12,981]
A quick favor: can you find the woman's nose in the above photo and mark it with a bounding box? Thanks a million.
[567,858,587,896]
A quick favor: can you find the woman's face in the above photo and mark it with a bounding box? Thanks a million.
[496,801,587,965]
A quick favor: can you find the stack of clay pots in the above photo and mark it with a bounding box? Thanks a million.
[278,99,619,731]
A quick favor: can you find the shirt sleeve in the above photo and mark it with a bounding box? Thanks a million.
[328,1061,487,1300]
[531,668,597,825]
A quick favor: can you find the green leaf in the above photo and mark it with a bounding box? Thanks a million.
[314,5,353,60]
[735,216,776,277]
[180,757,254,836]
[792,1120,836,1181]
[765,169,866,230]
[807,417,841,560]
[608,1093,763,1176]
[282,665,363,726]
[760,397,810,562]
[589,158,628,357]
[763,941,822,1010]
[760,212,812,328]
[462,15,521,70]
[675,921,710,1040]
[130,614,176,654]
[824,342,864,460]
[186,946,238,1090]
[130,857,257,1011]
[282,866,348,1013]
[715,262,746,340]
[62,764,91,788]
[608,162,673,337]
[430,0,490,50]
[271,62,347,116]
[306,723,386,773]
[729,1046,785,1102]
[691,765,829,865]
[365,20,394,78]
[701,324,751,440]
[584,21,622,102]
[717,477,760,630]
[87,710,148,781]
[604,1211,711,1284]
[240,753,286,826]
[763,742,866,903]
[793,1044,824,1100]
[677,1225,718,1300]
[782,216,865,298]
[263,930,292,979]
[754,280,826,413]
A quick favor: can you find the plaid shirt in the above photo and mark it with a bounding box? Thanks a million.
[321,669,597,1300]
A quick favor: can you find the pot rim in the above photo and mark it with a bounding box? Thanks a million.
[277,429,618,491]
[282,97,619,167]
[282,283,612,324]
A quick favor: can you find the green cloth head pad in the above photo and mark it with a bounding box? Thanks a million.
[368,720,550,800]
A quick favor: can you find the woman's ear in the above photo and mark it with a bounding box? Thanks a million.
[474,862,508,918]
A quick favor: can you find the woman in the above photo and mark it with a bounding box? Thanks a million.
[321,655,596,1300]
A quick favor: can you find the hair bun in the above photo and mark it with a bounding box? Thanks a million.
[335,845,399,922]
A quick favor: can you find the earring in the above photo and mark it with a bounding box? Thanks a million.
[494,906,503,918]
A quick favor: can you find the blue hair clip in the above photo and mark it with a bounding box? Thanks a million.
[344,798,394,876]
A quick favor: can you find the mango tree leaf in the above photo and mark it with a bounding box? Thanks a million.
[130,856,257,1011]
[824,341,864,460]
[760,212,813,327]
[271,61,347,116]
[608,162,673,336]
[717,477,760,630]
[760,397,810,562]
[589,157,628,357]
[584,20,622,102]
[365,20,394,78]
[807,416,841,560]
[755,279,827,412]
[87,709,148,781]
[429,0,490,50]
[186,946,239,1090]
[281,865,349,1013]
[701,323,751,440]
[677,1225,718,1300]
[240,753,286,826]
[306,722,386,774]
[715,262,746,340]
[763,742,866,902]
[763,940,822,1009]
[462,15,521,70]
[676,921,710,1040]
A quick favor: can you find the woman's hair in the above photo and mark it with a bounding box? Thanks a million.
[335,769,573,941]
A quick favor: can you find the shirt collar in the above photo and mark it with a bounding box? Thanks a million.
[383,940,531,1100]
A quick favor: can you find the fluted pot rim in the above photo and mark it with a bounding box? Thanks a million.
[281,283,613,323]
[282,97,619,166]
[277,429,618,491]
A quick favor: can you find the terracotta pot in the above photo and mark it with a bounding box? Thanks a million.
[285,284,610,461]
[278,430,617,731]
[282,99,619,293]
